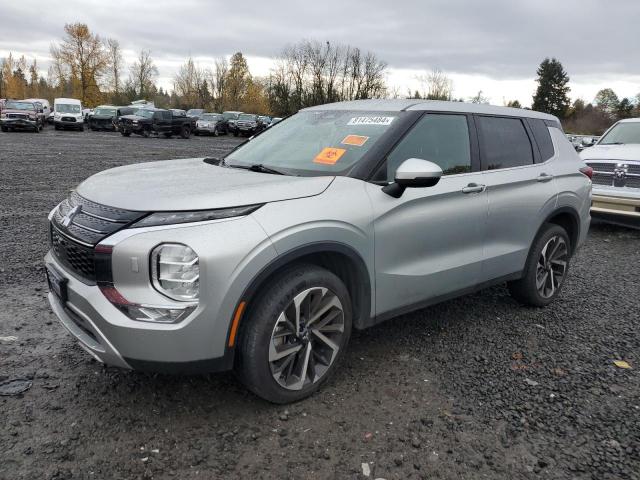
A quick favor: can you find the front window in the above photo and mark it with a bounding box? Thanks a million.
[384,114,472,180]
[599,122,640,145]
[94,107,117,116]
[134,109,155,118]
[6,101,35,111]
[224,110,399,176]
[238,114,257,121]
[56,104,81,114]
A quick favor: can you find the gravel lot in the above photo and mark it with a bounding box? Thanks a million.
[1,127,639,480]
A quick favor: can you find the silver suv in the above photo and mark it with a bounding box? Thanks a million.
[45,100,592,403]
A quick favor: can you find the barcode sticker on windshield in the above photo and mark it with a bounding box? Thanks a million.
[347,116,395,126]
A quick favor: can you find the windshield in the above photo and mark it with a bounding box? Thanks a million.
[134,109,155,118]
[200,114,220,121]
[599,122,640,145]
[239,114,256,121]
[223,112,240,120]
[225,110,399,176]
[94,108,116,116]
[56,103,81,114]
[6,101,35,111]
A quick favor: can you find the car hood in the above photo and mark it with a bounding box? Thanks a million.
[580,144,640,162]
[76,158,334,211]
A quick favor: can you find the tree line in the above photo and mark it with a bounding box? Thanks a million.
[1,23,638,134]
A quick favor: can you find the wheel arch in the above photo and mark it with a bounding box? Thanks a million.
[232,242,372,349]
[540,206,581,254]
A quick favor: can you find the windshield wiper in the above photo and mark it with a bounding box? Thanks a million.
[602,142,624,145]
[226,163,286,175]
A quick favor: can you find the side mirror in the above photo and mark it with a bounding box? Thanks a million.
[382,158,443,198]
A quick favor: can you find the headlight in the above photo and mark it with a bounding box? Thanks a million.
[132,204,262,228]
[151,244,199,301]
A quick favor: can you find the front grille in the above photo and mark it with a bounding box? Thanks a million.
[586,160,640,190]
[50,192,145,282]
[51,227,96,281]
[61,116,76,122]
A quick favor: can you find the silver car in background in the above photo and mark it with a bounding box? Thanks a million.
[45,100,592,403]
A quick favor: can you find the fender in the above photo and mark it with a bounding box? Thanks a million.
[225,241,373,355]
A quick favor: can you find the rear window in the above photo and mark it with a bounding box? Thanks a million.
[528,118,555,162]
[477,116,534,170]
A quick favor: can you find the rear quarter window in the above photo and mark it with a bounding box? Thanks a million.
[528,118,555,162]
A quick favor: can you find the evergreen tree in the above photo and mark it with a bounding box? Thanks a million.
[532,58,570,118]
[594,88,619,116]
[616,97,634,119]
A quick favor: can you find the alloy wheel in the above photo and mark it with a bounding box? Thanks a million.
[536,235,568,298]
[269,287,345,390]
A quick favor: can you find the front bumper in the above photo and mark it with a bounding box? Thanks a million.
[44,214,278,373]
[1,118,37,129]
[591,189,640,228]
[55,119,83,128]
[196,124,217,133]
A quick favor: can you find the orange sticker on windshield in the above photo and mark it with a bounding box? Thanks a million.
[314,147,346,165]
[342,135,369,147]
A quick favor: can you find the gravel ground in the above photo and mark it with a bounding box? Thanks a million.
[0,127,639,480]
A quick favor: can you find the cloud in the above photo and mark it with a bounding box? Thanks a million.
[1,0,639,105]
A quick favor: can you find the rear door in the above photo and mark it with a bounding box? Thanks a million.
[475,115,558,281]
[367,113,488,317]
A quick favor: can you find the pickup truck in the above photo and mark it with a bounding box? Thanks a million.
[0,100,44,132]
[118,108,197,138]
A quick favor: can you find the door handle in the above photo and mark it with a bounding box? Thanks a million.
[537,173,554,182]
[462,183,486,194]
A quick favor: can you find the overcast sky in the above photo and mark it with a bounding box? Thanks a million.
[1,0,639,106]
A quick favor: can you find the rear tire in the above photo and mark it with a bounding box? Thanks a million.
[236,264,352,404]
[163,133,172,138]
[508,224,571,307]
[121,130,131,137]
[0,126,7,132]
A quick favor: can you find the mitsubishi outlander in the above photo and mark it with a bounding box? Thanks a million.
[45,100,592,403]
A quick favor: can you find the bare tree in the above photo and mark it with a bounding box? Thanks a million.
[174,56,209,108]
[210,57,228,111]
[267,40,388,115]
[105,38,124,98]
[129,50,158,98]
[416,68,453,100]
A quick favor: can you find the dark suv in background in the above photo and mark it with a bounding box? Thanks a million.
[234,113,267,137]
[89,106,135,131]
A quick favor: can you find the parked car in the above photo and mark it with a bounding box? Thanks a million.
[44,99,591,403]
[187,108,205,119]
[580,118,640,228]
[118,108,197,138]
[53,98,84,131]
[258,115,272,127]
[566,134,598,152]
[234,113,265,137]
[25,98,52,118]
[89,106,135,131]
[0,99,44,132]
[222,111,243,134]
[271,117,283,126]
[195,113,224,136]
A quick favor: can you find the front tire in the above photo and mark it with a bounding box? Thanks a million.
[237,265,352,404]
[508,224,571,307]
[180,126,191,139]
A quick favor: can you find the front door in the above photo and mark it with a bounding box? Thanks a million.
[367,113,488,318]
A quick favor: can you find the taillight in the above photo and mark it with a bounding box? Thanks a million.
[579,166,593,179]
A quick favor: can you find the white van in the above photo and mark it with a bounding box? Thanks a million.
[54,98,84,131]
